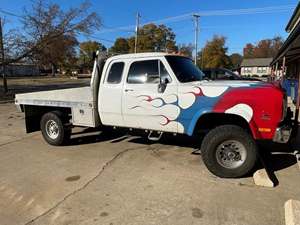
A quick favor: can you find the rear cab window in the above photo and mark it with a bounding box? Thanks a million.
[106,62,125,84]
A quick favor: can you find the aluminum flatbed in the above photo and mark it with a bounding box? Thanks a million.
[15,87,93,108]
[15,87,99,127]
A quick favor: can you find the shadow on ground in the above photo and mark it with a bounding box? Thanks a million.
[66,126,300,181]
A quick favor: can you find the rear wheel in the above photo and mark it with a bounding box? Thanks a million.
[40,111,70,146]
[201,125,258,178]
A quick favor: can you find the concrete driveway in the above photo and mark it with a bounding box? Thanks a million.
[0,103,299,225]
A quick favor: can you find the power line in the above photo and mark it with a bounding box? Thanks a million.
[0,8,23,18]
[95,4,294,34]
[81,34,115,43]
[199,5,294,16]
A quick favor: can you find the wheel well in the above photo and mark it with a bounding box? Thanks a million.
[23,105,71,133]
[193,113,252,136]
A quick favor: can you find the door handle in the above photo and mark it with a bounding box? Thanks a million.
[125,89,134,92]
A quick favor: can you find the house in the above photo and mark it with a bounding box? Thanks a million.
[240,58,273,77]
[271,2,300,120]
[1,63,40,77]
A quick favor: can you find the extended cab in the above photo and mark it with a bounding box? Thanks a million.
[15,52,292,178]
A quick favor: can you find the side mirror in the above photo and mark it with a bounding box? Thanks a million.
[161,78,169,85]
[158,78,168,93]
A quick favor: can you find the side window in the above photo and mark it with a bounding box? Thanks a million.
[107,62,124,84]
[127,60,159,84]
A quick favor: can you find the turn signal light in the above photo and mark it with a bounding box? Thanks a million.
[258,128,272,133]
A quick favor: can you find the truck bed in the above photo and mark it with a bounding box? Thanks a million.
[15,87,99,127]
[15,87,93,108]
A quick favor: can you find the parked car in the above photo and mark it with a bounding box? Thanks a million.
[15,53,292,178]
[202,68,260,81]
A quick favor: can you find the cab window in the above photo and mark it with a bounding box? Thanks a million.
[107,62,124,84]
[127,60,171,84]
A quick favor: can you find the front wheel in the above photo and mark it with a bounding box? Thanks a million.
[40,111,71,146]
[201,125,258,178]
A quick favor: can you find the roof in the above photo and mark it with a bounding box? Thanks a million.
[286,2,300,32]
[241,58,273,67]
[109,52,170,60]
[271,3,300,66]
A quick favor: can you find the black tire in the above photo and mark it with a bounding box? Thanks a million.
[40,111,71,146]
[201,125,258,178]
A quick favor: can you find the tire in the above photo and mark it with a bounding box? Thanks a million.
[201,125,258,178]
[40,111,71,146]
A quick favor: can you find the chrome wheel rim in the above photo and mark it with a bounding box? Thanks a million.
[216,140,247,169]
[45,120,59,139]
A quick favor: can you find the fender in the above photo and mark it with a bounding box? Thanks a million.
[186,108,213,136]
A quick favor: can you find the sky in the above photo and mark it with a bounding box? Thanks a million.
[0,0,299,54]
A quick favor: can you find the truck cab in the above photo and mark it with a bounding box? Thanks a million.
[15,52,293,178]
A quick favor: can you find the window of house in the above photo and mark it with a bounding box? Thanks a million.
[257,67,262,73]
[244,67,252,73]
[107,62,125,84]
[262,67,267,73]
[247,67,252,73]
[127,60,171,84]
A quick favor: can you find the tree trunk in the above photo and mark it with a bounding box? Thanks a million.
[0,18,8,93]
[2,65,8,93]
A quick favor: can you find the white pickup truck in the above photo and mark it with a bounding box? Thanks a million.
[15,52,292,178]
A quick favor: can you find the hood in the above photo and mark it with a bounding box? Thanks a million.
[180,80,273,88]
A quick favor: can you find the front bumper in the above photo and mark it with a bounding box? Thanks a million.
[273,125,292,143]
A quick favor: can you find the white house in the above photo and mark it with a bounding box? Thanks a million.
[240,58,273,77]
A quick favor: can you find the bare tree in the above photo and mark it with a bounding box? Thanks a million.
[1,0,101,89]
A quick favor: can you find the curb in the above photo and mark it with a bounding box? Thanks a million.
[0,100,14,104]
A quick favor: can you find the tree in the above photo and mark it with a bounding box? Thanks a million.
[110,38,130,54]
[178,44,194,58]
[2,0,101,73]
[127,23,177,53]
[35,34,79,76]
[243,36,284,58]
[79,41,106,70]
[229,53,243,69]
[197,35,231,69]
[243,43,255,58]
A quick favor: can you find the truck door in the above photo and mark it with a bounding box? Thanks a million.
[122,59,178,132]
[99,61,125,126]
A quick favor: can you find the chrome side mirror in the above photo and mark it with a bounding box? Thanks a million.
[158,78,169,93]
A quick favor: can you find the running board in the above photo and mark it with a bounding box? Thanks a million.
[148,131,163,141]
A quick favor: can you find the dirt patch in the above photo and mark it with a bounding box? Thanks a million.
[192,208,204,218]
[65,175,81,182]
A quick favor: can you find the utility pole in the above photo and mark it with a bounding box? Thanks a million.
[134,12,141,53]
[193,14,200,65]
[0,17,8,93]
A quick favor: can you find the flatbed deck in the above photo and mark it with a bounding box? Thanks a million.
[15,87,93,108]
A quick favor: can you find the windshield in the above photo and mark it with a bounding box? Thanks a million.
[165,56,204,83]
